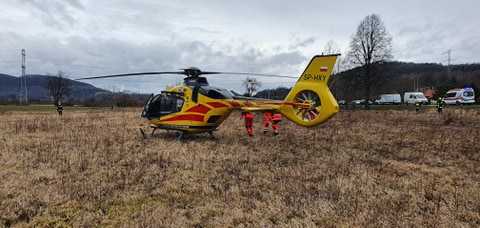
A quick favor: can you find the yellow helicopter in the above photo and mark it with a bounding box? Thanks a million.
[77,54,340,138]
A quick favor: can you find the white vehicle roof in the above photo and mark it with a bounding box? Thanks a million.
[447,88,474,93]
[379,93,400,96]
[447,89,462,93]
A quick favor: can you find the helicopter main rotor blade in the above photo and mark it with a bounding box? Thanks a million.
[202,71,297,79]
[75,69,298,80]
[76,71,185,80]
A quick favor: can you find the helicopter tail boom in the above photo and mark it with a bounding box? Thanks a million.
[278,54,340,127]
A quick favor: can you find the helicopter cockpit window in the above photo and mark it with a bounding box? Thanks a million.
[198,86,233,99]
[143,93,184,118]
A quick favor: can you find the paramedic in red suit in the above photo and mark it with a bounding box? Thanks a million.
[262,111,273,134]
[271,113,282,135]
[240,111,255,137]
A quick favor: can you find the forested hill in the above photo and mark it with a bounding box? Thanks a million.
[330,61,480,101]
[254,61,480,101]
[0,74,106,102]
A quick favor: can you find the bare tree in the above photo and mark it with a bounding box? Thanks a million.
[323,40,341,55]
[347,14,392,104]
[242,77,262,97]
[323,40,343,75]
[48,71,71,105]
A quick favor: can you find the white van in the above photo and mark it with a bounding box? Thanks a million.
[443,88,475,105]
[375,94,401,104]
[404,92,428,104]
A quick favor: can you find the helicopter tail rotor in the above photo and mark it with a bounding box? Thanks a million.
[279,54,340,127]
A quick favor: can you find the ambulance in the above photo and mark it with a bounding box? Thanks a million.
[443,87,475,105]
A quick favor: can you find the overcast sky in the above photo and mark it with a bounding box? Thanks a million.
[1,0,479,93]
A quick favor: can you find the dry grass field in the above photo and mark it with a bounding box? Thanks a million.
[1,107,480,227]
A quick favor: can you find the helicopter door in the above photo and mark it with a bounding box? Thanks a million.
[141,94,154,118]
[142,93,184,119]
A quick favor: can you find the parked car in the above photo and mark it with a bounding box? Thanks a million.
[375,94,401,105]
[351,99,365,105]
[404,92,428,105]
[351,99,373,105]
[338,100,346,105]
[443,87,475,105]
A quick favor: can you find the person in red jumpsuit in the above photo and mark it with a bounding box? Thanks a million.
[262,111,273,134]
[271,112,282,135]
[240,111,255,137]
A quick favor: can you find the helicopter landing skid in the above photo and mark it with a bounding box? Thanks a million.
[141,125,184,140]
[175,131,184,140]
[140,124,217,140]
[139,128,147,139]
[151,126,158,136]
[138,126,159,139]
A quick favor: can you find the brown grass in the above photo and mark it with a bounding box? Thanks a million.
[0,108,479,227]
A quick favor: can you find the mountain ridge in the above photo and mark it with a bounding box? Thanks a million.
[0,74,107,102]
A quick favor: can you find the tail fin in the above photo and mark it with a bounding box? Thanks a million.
[279,55,339,127]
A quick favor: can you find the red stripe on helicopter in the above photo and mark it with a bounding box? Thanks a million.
[186,104,211,114]
[162,114,204,122]
[320,66,328,72]
[207,102,229,108]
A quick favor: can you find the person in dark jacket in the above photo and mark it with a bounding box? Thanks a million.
[436,98,445,113]
[56,102,64,116]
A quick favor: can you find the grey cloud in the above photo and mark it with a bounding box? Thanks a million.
[20,0,84,29]
[296,37,316,48]
[182,27,221,35]
[65,0,84,10]
[289,37,316,50]
[394,18,480,64]
[2,0,480,93]
[0,32,307,93]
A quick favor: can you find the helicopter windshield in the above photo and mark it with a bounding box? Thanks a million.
[142,93,184,119]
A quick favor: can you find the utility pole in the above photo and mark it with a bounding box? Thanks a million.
[446,49,451,67]
[18,49,28,104]
[442,49,452,77]
[22,49,28,104]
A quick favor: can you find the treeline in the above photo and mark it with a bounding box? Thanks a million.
[0,92,150,107]
[254,87,291,100]
[80,92,150,107]
[330,62,480,102]
[252,61,480,103]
